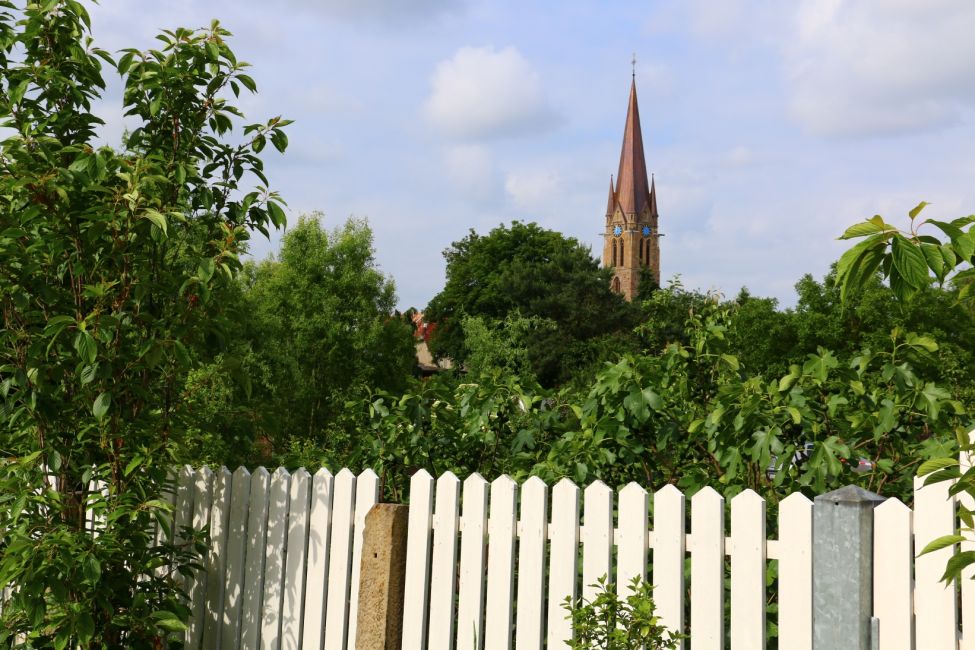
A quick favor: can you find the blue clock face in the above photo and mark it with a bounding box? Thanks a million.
[642,226,651,237]
[613,225,622,236]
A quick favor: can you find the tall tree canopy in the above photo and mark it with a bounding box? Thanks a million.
[237,215,415,454]
[0,3,288,644]
[425,221,639,386]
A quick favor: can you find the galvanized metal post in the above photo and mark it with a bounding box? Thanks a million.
[812,485,885,650]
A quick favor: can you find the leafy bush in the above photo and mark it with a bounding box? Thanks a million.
[563,576,683,650]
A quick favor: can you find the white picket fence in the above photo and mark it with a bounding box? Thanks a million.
[158,462,975,650]
[162,465,379,650]
[4,460,972,649]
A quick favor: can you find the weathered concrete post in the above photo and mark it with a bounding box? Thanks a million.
[812,485,885,650]
[355,503,410,650]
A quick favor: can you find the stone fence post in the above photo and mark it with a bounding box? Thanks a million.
[355,503,410,650]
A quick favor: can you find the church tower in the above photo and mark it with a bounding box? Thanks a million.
[602,74,659,301]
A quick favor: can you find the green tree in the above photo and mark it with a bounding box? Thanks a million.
[837,202,975,582]
[0,3,288,645]
[425,221,640,387]
[239,215,415,458]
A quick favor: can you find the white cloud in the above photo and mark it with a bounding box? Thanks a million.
[425,45,556,140]
[787,0,975,137]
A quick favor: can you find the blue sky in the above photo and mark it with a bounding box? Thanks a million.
[86,0,975,309]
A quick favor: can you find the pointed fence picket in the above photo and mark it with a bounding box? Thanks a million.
[546,478,580,650]
[484,476,518,650]
[204,466,232,648]
[581,480,613,603]
[301,467,334,650]
[514,477,548,650]
[322,469,357,650]
[186,466,215,648]
[456,474,489,650]
[281,468,310,650]
[653,484,685,637]
[221,467,251,650]
[777,492,812,650]
[401,470,435,650]
[428,472,461,650]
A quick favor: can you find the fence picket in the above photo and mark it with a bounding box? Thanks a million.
[186,467,214,649]
[260,468,292,650]
[691,487,724,650]
[514,476,548,650]
[730,490,765,650]
[582,481,613,603]
[347,469,379,649]
[914,476,957,650]
[204,467,232,648]
[402,470,435,650]
[301,467,334,650]
[617,482,648,595]
[222,467,252,650]
[281,468,311,650]
[653,484,685,637]
[547,478,580,649]
[323,469,357,650]
[873,498,912,650]
[777,492,811,650]
[484,475,518,650]
[429,472,462,650]
[241,467,271,650]
[457,474,489,650]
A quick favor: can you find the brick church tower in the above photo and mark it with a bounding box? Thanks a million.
[602,75,659,301]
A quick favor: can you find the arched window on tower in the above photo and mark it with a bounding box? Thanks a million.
[639,238,644,265]
[612,276,621,293]
[620,242,624,267]
[612,240,617,267]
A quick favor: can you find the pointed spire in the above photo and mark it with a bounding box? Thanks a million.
[649,174,657,216]
[605,175,617,216]
[615,78,651,217]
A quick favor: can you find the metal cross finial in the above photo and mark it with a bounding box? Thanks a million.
[631,52,636,78]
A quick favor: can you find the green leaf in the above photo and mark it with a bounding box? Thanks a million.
[836,234,885,302]
[641,388,663,410]
[786,406,801,424]
[720,354,740,371]
[909,201,930,219]
[151,610,188,632]
[920,242,946,281]
[80,363,98,384]
[92,392,111,421]
[74,330,97,364]
[957,231,975,263]
[917,457,960,477]
[839,218,888,240]
[919,534,965,556]
[143,209,168,236]
[82,555,101,583]
[891,235,929,289]
[267,201,286,228]
[124,455,144,477]
[270,129,288,153]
